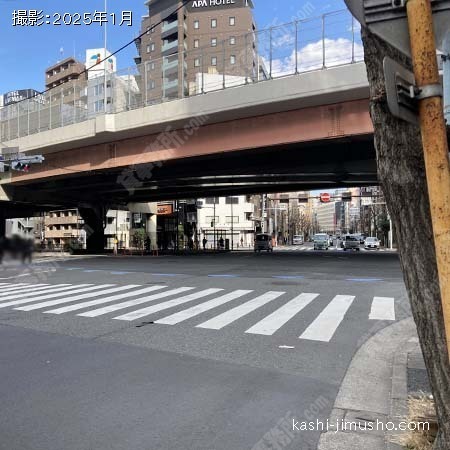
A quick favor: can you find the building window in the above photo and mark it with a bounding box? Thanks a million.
[146,26,151,35]
[229,16,236,26]
[211,18,217,28]
[225,216,239,224]
[148,80,156,90]
[194,20,199,29]
[146,44,151,53]
[226,197,239,205]
[194,39,199,48]
[211,56,217,66]
[230,36,236,45]
[230,55,236,65]
[194,58,200,68]
[205,197,219,205]
[211,38,217,47]
[150,43,155,52]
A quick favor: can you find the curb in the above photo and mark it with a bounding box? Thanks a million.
[318,317,417,450]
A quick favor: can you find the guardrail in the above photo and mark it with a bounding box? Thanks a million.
[0,9,364,143]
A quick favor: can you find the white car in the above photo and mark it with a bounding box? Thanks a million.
[293,235,304,245]
[364,237,380,250]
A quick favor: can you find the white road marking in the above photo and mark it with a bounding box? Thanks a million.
[155,290,253,325]
[44,285,168,314]
[0,284,79,303]
[369,297,396,321]
[245,293,319,336]
[299,295,355,342]
[113,288,224,321]
[0,284,63,297]
[78,287,195,317]
[196,291,285,330]
[0,285,109,309]
[0,283,33,293]
[21,285,142,312]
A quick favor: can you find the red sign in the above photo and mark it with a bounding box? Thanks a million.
[157,204,174,215]
[320,193,331,203]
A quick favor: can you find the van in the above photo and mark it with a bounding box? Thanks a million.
[254,233,274,252]
[293,235,304,245]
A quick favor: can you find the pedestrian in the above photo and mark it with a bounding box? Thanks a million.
[240,237,244,248]
[113,237,118,256]
[202,237,207,250]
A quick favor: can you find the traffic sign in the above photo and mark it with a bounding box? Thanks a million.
[344,0,450,57]
[320,193,331,203]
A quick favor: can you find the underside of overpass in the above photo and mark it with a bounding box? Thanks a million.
[3,133,376,209]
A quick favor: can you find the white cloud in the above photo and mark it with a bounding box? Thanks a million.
[263,37,365,77]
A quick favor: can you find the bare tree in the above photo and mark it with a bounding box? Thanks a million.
[361,28,450,448]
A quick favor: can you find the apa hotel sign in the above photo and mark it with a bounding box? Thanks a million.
[188,0,246,11]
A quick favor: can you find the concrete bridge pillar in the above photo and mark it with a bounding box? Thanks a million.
[79,206,106,253]
[0,212,5,239]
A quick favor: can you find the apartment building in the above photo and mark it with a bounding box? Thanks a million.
[135,0,257,101]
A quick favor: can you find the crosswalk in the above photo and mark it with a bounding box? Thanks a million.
[0,283,396,343]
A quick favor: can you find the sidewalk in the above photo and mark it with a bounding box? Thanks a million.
[318,317,420,450]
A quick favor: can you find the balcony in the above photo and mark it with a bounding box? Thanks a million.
[162,58,186,76]
[161,40,178,56]
[163,78,179,96]
[161,20,178,39]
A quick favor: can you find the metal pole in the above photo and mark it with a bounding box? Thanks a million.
[295,21,299,74]
[231,197,234,250]
[213,199,216,250]
[322,14,326,69]
[351,15,355,63]
[104,0,108,113]
[269,27,273,78]
[222,40,226,90]
[145,61,148,106]
[201,50,205,94]
[244,33,249,84]
[406,0,450,361]
[443,32,450,123]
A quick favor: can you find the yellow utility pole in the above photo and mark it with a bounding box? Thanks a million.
[406,0,450,360]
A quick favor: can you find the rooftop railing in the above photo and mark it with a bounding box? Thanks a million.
[0,9,364,144]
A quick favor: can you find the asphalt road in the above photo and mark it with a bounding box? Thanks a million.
[0,249,409,450]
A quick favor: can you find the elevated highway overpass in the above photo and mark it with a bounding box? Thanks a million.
[0,62,374,206]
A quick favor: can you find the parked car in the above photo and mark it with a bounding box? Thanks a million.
[293,235,304,245]
[313,233,329,250]
[364,236,380,250]
[342,234,361,251]
[254,233,274,252]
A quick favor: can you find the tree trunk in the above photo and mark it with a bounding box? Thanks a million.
[361,28,450,449]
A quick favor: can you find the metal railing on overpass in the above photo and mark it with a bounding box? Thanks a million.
[0,9,364,143]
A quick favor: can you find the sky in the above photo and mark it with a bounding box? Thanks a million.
[0,0,347,94]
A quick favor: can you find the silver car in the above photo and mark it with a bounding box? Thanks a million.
[342,235,360,251]
[313,234,329,250]
[364,237,380,250]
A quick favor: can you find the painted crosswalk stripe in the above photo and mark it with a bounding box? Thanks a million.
[45,285,168,315]
[197,291,285,330]
[113,288,224,321]
[20,285,142,312]
[78,287,195,317]
[245,293,319,336]
[369,297,395,321]
[0,284,79,303]
[299,295,355,342]
[0,284,57,297]
[0,283,33,293]
[0,283,14,286]
[0,285,109,309]
[155,290,253,325]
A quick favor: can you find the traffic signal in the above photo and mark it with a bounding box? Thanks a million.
[11,161,30,172]
[298,194,309,203]
[341,191,352,202]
